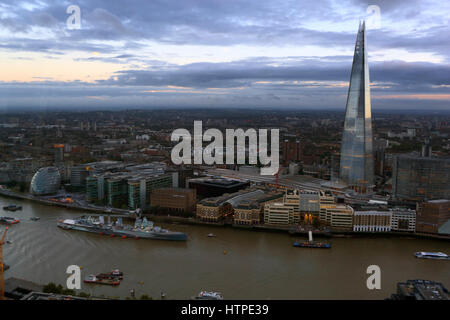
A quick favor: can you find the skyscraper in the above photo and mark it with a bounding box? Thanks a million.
[339,21,374,191]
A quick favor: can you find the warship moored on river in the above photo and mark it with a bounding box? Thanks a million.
[57,215,187,241]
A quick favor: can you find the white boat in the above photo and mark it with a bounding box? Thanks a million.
[414,252,449,260]
[193,290,223,300]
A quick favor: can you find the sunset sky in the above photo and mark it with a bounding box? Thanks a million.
[0,0,449,110]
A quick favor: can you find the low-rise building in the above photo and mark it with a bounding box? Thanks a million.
[233,190,284,225]
[319,204,354,230]
[353,211,392,232]
[196,196,233,222]
[391,208,416,232]
[150,188,196,213]
[264,202,294,226]
[416,199,450,234]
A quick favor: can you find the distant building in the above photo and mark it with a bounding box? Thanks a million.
[392,156,450,201]
[282,140,302,166]
[353,211,391,232]
[30,167,61,195]
[416,200,450,234]
[389,280,449,300]
[150,188,196,213]
[54,144,64,164]
[70,165,90,190]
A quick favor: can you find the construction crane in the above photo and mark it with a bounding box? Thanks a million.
[0,226,8,300]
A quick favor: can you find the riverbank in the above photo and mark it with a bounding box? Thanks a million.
[1,189,449,241]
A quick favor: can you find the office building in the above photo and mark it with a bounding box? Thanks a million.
[264,202,294,226]
[416,200,450,234]
[391,208,416,232]
[353,211,391,232]
[339,21,374,191]
[150,188,197,213]
[319,204,354,230]
[392,156,450,200]
[30,166,61,195]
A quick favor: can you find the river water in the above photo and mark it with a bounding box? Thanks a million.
[1,196,449,300]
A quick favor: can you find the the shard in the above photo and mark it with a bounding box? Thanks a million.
[339,21,374,190]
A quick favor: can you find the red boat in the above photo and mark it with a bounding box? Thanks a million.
[84,275,120,286]
[96,269,123,280]
[0,217,20,225]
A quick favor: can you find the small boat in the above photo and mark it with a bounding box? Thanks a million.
[30,217,40,221]
[414,252,449,260]
[0,217,20,225]
[3,205,22,212]
[192,290,223,300]
[293,241,331,248]
[83,275,120,286]
[96,269,123,280]
[3,264,9,271]
[207,233,216,237]
[293,231,331,249]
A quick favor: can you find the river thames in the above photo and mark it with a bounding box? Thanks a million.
[1,196,449,300]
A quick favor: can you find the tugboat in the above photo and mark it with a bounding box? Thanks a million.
[192,290,224,300]
[293,231,331,249]
[0,217,20,225]
[3,204,22,212]
[96,269,123,280]
[83,275,120,286]
[414,252,449,260]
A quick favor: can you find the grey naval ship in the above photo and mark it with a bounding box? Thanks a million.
[57,215,187,241]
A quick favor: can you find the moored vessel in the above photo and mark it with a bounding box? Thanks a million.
[57,215,187,241]
[84,274,120,286]
[3,204,22,212]
[192,290,223,300]
[96,269,123,280]
[293,231,331,249]
[0,216,20,225]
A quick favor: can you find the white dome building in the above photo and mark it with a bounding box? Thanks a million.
[30,167,61,195]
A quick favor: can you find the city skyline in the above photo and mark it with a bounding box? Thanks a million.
[0,0,449,110]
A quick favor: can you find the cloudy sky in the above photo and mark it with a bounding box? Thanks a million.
[0,0,449,111]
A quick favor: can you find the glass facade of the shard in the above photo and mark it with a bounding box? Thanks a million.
[339,22,374,188]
